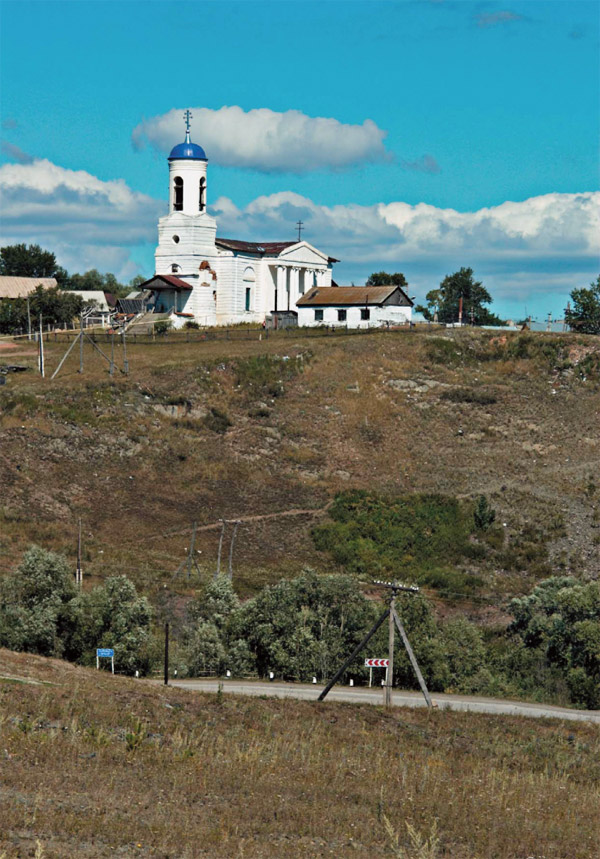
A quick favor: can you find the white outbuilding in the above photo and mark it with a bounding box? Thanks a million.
[296,285,413,328]
[137,113,336,328]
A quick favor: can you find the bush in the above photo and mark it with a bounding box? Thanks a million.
[312,490,478,590]
[473,495,496,530]
[154,320,172,335]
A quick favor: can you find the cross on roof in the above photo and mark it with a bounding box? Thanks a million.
[296,220,304,241]
[184,109,193,134]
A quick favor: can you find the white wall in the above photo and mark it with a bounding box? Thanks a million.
[297,305,412,329]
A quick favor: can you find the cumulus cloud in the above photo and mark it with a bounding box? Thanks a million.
[1,141,33,164]
[132,106,392,173]
[0,158,165,278]
[475,10,524,28]
[0,158,164,245]
[1,153,597,307]
[1,118,18,130]
[211,190,599,265]
[399,154,441,174]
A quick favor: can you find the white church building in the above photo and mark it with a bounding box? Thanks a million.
[139,116,337,328]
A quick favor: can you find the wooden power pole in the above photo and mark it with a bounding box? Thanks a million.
[318,580,432,709]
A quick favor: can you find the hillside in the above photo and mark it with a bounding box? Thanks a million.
[1,648,599,858]
[0,327,598,614]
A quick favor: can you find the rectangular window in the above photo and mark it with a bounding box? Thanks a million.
[245,287,251,312]
[337,309,347,322]
[315,309,323,321]
[361,308,370,320]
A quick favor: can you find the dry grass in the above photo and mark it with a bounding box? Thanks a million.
[1,649,599,858]
[0,327,599,609]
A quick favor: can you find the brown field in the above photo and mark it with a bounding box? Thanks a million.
[0,326,598,615]
[1,649,599,858]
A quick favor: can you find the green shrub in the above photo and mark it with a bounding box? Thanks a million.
[154,320,172,335]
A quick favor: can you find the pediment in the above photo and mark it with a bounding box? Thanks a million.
[277,242,329,265]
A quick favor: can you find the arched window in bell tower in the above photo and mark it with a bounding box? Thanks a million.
[173,176,183,211]
[199,177,206,212]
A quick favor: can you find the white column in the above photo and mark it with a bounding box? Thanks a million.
[302,269,313,295]
[276,266,286,312]
[290,268,300,309]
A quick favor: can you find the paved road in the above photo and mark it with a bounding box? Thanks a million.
[168,679,600,724]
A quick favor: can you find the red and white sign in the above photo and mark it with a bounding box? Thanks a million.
[365,658,389,667]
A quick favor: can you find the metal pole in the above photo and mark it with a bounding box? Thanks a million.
[391,606,433,708]
[215,519,225,578]
[27,296,32,340]
[385,592,395,707]
[76,517,82,587]
[228,520,240,580]
[122,331,129,375]
[79,317,84,373]
[164,622,169,686]
[38,314,45,378]
[50,334,80,379]
[109,332,115,376]
[318,607,389,702]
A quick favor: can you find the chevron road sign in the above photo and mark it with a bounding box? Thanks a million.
[365,658,389,667]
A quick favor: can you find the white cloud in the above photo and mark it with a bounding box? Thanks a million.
[0,158,165,277]
[212,190,600,264]
[1,153,597,307]
[132,106,392,173]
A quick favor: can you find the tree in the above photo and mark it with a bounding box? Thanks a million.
[509,577,600,708]
[0,546,82,659]
[82,576,153,675]
[0,286,84,334]
[0,243,68,286]
[565,276,600,335]
[366,271,408,288]
[418,267,504,325]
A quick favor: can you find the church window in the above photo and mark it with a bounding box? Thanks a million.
[172,235,180,244]
[171,264,179,273]
[173,176,183,211]
[245,288,251,312]
[199,177,206,212]
[337,309,346,322]
[361,308,370,320]
[314,309,323,322]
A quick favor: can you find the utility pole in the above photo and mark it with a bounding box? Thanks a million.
[173,521,202,580]
[385,588,395,707]
[75,517,83,587]
[318,579,432,709]
[79,315,84,373]
[38,314,45,378]
[228,520,240,580]
[27,296,32,340]
[164,622,169,686]
[215,519,225,578]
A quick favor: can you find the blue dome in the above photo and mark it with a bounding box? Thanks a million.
[168,136,207,161]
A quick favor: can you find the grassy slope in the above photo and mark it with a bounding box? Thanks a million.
[1,327,598,615]
[1,649,599,858]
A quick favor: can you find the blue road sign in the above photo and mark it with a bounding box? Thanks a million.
[97,648,114,658]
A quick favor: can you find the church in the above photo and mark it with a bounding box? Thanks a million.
[138,114,337,328]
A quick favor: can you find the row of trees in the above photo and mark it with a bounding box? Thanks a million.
[0,285,86,334]
[0,243,145,297]
[2,547,598,708]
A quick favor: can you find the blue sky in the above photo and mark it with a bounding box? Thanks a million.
[1,0,598,320]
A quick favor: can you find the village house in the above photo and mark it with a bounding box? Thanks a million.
[296,285,413,328]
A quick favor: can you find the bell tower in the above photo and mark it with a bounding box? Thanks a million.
[168,109,208,216]
[155,110,217,274]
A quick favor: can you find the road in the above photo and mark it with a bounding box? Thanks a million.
[168,679,600,724]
